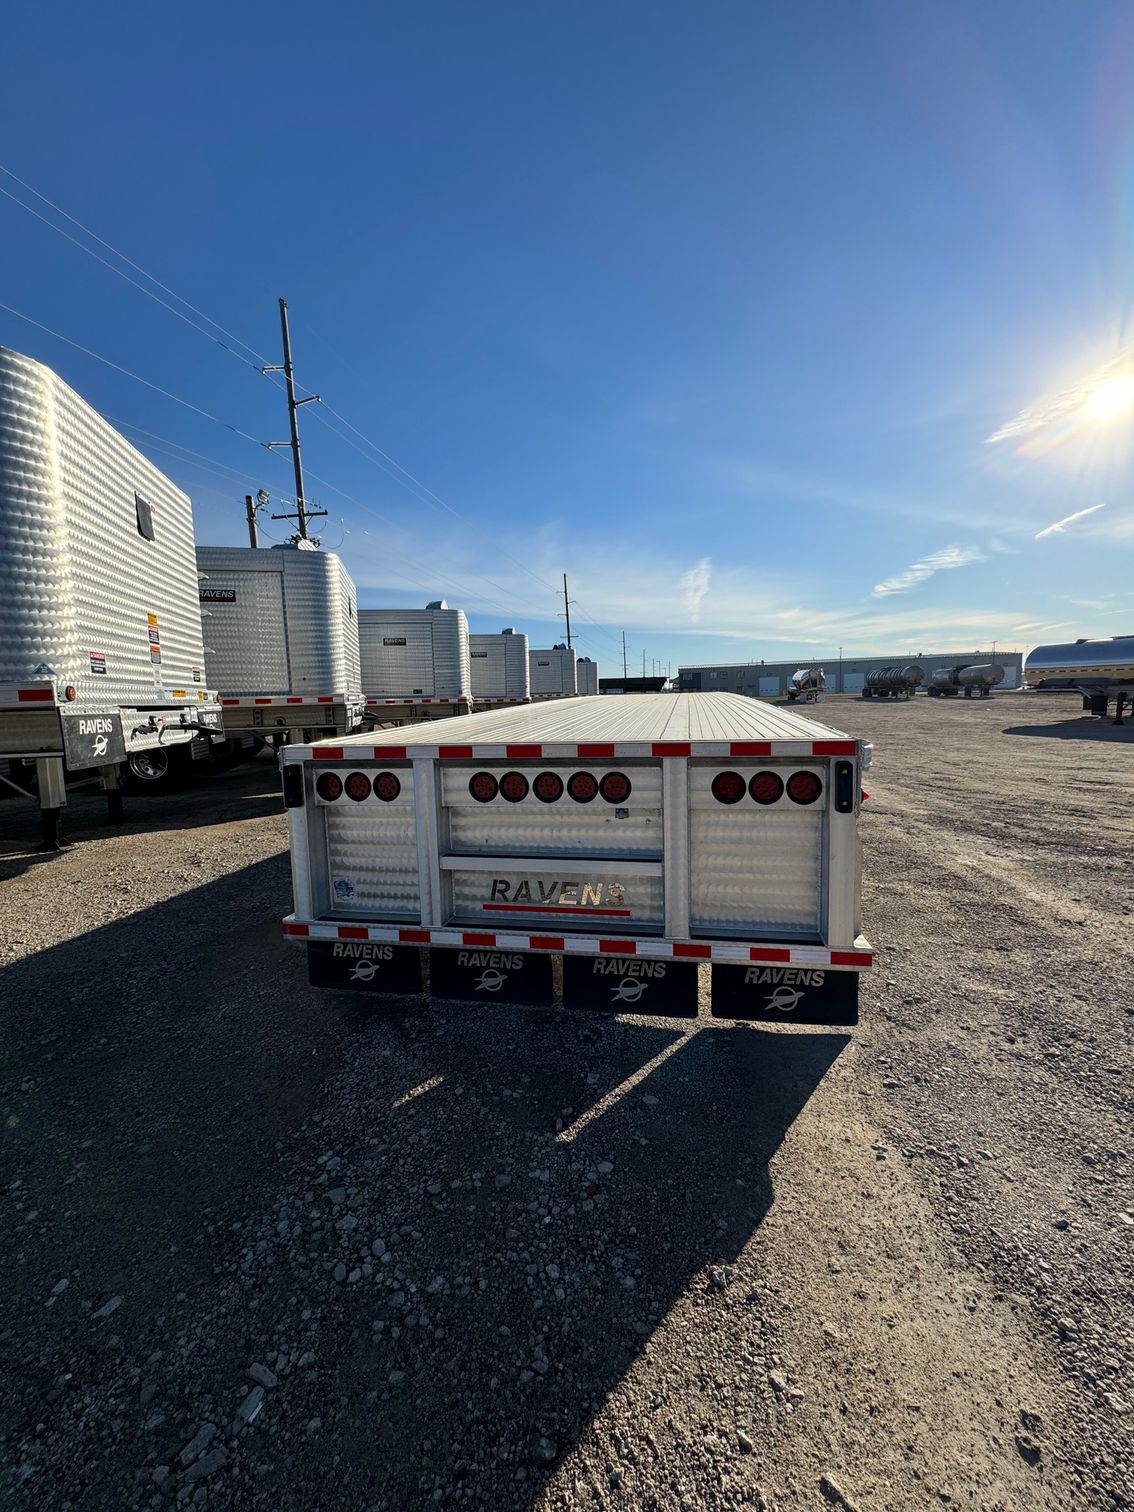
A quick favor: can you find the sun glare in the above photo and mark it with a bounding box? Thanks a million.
[1084,371,1134,422]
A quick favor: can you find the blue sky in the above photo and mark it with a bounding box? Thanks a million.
[2,0,1132,675]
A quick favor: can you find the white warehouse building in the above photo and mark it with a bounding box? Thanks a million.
[678,650,1024,697]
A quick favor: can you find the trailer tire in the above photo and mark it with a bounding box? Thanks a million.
[126,747,188,791]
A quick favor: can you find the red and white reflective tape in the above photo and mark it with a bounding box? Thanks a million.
[219,694,345,706]
[472,696,530,705]
[0,685,58,706]
[365,697,473,707]
[286,737,860,762]
[281,917,873,969]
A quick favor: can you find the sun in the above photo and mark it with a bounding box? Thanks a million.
[1083,371,1134,422]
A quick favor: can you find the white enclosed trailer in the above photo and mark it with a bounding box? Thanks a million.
[359,602,472,722]
[281,694,873,1023]
[196,543,363,747]
[469,627,530,707]
[576,657,599,696]
[529,644,578,700]
[0,346,222,846]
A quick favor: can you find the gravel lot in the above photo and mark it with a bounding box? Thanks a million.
[1,690,1131,1512]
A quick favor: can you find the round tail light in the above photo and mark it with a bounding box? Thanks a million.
[344,771,372,802]
[599,771,632,804]
[533,771,563,803]
[749,771,784,805]
[374,772,401,802]
[786,770,822,805]
[711,771,746,805]
[567,771,598,803]
[469,772,498,803]
[315,771,343,802]
[499,771,529,803]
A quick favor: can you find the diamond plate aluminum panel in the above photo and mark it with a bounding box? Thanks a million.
[447,866,663,931]
[689,807,822,935]
[442,764,662,857]
[469,630,530,700]
[0,347,208,705]
[358,607,471,699]
[196,546,360,697]
[324,790,420,917]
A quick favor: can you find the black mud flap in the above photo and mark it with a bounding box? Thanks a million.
[307,940,422,995]
[562,955,699,1017]
[428,947,554,1007]
[710,963,859,1026]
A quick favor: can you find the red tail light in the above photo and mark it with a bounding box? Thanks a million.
[749,771,784,805]
[711,771,746,805]
[599,771,632,804]
[344,771,372,802]
[533,771,563,803]
[469,772,498,803]
[499,771,529,803]
[315,771,343,802]
[786,770,822,805]
[567,771,598,803]
[374,772,401,802]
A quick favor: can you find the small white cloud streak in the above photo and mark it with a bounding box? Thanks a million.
[679,557,712,623]
[1034,503,1106,539]
[985,350,1133,443]
[871,545,984,598]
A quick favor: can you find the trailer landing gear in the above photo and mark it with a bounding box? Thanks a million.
[34,757,68,853]
[1116,693,1127,727]
[100,762,126,823]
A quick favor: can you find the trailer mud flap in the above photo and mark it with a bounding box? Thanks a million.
[710,963,858,1026]
[429,948,553,1007]
[308,940,422,995]
[562,956,699,1017]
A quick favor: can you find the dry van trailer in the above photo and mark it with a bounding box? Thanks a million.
[0,347,222,846]
[280,694,873,1024]
[470,628,531,708]
[359,604,472,724]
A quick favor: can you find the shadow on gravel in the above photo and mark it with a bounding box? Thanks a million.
[1003,720,1134,742]
[0,762,284,873]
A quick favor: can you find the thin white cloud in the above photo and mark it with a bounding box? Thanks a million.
[871,545,984,598]
[986,351,1134,443]
[679,557,712,623]
[1035,503,1105,539]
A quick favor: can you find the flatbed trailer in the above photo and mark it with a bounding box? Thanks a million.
[281,694,873,1024]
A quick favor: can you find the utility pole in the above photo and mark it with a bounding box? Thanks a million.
[622,632,628,681]
[642,649,646,677]
[563,573,573,649]
[245,494,259,549]
[263,298,326,542]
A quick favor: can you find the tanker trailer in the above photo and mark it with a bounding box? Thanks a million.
[785,667,826,703]
[1025,635,1134,725]
[927,662,1005,699]
[862,665,924,699]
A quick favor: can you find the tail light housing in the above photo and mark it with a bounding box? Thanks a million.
[533,771,563,803]
[711,771,746,805]
[599,771,632,804]
[567,771,598,803]
[344,771,372,802]
[374,772,401,802]
[786,770,822,805]
[499,771,529,803]
[315,771,343,802]
[469,772,498,803]
[749,771,783,805]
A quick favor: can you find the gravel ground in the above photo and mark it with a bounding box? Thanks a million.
[0,690,1130,1512]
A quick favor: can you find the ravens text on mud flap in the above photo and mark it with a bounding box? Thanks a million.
[58,711,127,771]
[307,940,422,995]
[561,955,699,1018]
[710,962,859,1027]
[428,948,554,1007]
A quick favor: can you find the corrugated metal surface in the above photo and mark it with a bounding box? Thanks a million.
[443,764,663,857]
[324,790,419,916]
[358,606,471,699]
[469,630,530,700]
[325,693,853,751]
[0,346,208,704]
[529,646,577,697]
[196,546,360,696]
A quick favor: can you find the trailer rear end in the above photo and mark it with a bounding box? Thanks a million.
[281,694,872,1024]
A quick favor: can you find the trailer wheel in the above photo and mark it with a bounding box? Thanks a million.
[126,748,186,791]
